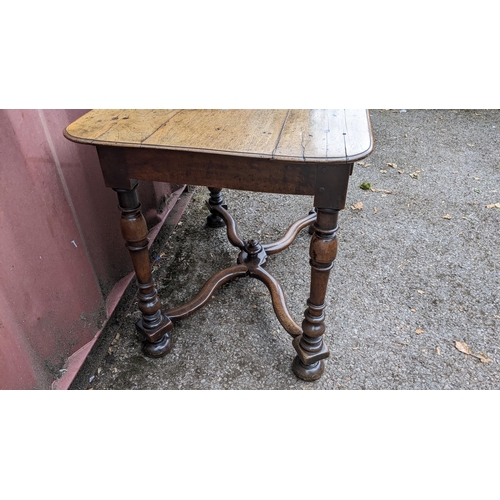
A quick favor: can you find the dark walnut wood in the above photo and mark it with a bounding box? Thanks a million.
[64,110,373,382]
[293,209,339,380]
[206,187,227,228]
[114,184,173,357]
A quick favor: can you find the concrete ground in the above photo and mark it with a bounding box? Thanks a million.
[70,109,500,390]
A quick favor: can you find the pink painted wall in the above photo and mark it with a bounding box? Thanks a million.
[0,110,183,389]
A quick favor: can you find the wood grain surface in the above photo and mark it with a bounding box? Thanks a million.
[65,109,372,162]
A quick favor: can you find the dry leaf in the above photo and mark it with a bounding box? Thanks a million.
[415,328,424,335]
[411,308,416,313]
[454,341,492,363]
[455,341,472,355]
[351,202,363,210]
[477,353,493,364]
[436,347,441,355]
[380,169,388,174]
[417,290,425,294]
[442,214,452,219]
[370,188,393,194]
[386,162,397,169]
[486,203,500,209]
[374,207,379,214]
[410,172,419,179]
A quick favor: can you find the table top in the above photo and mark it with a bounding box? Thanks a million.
[64,109,372,163]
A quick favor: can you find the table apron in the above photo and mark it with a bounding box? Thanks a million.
[97,146,352,209]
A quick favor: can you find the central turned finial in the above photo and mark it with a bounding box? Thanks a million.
[245,239,262,255]
[238,238,267,267]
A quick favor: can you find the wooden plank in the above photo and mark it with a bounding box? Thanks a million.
[343,109,373,161]
[273,109,324,160]
[143,109,289,156]
[64,109,180,146]
[64,109,127,143]
[274,109,346,161]
[95,109,180,145]
[325,109,349,159]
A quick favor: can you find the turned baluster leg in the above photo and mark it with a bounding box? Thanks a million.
[206,187,227,228]
[114,184,174,358]
[292,208,339,381]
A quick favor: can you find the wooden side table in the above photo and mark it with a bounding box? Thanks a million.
[64,110,373,381]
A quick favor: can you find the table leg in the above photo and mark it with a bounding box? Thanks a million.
[206,187,227,227]
[114,185,174,357]
[292,208,338,381]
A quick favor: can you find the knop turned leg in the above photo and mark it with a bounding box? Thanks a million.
[292,208,339,381]
[206,187,227,228]
[114,185,173,357]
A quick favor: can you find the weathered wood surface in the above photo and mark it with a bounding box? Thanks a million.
[65,109,372,162]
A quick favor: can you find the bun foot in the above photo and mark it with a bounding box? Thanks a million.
[206,212,226,228]
[142,333,173,358]
[292,356,325,381]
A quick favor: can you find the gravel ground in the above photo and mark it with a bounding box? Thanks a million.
[75,109,500,390]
